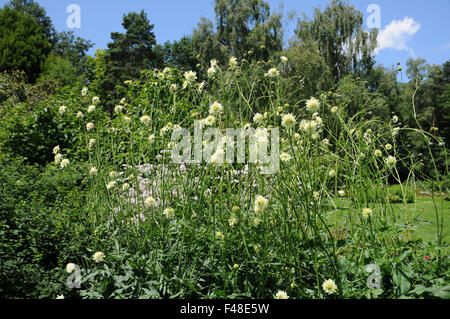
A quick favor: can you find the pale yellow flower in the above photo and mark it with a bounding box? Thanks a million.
[266,68,280,78]
[184,71,197,83]
[163,207,175,217]
[114,105,123,113]
[385,155,397,167]
[254,195,269,213]
[322,279,337,295]
[66,263,77,273]
[106,181,116,190]
[209,101,223,115]
[93,251,105,263]
[306,97,320,112]
[87,105,95,113]
[362,208,373,218]
[59,106,66,115]
[145,197,156,207]
[216,231,225,239]
[60,159,70,168]
[275,290,289,299]
[280,152,292,162]
[140,115,151,124]
[281,113,296,128]
[86,122,95,132]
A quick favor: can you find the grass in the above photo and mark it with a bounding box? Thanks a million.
[390,197,450,244]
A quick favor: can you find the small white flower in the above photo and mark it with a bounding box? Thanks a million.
[203,115,216,126]
[229,57,237,67]
[145,196,156,207]
[215,231,225,239]
[92,96,100,105]
[306,97,320,112]
[76,111,84,119]
[88,138,95,149]
[106,181,116,190]
[86,122,95,132]
[163,207,175,217]
[253,113,264,124]
[54,153,63,163]
[266,67,280,78]
[114,105,123,113]
[89,167,98,176]
[92,251,104,263]
[328,169,336,177]
[209,101,223,115]
[281,113,296,128]
[385,155,397,167]
[140,115,151,124]
[81,87,88,96]
[59,106,66,115]
[228,215,238,227]
[66,263,77,273]
[280,56,288,63]
[254,195,269,213]
[322,279,337,295]
[184,71,197,83]
[275,290,289,299]
[60,159,70,168]
[87,105,96,113]
[392,115,399,123]
[207,67,216,78]
[53,145,60,155]
[280,152,292,162]
[338,190,345,197]
[362,208,373,218]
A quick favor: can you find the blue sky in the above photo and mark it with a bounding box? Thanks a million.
[2,0,450,70]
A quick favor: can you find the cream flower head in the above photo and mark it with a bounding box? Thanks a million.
[209,101,223,115]
[322,279,337,294]
[93,251,105,263]
[306,97,320,112]
[281,113,296,128]
[184,70,197,83]
[275,290,289,299]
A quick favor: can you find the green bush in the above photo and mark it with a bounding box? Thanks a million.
[0,155,91,298]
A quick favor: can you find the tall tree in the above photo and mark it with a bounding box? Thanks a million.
[0,6,51,82]
[95,11,156,108]
[192,0,283,65]
[52,31,94,80]
[154,36,198,71]
[7,0,57,46]
[295,0,377,83]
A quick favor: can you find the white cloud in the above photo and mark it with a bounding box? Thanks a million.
[375,17,420,55]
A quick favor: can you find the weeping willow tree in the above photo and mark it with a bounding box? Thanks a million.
[295,0,378,83]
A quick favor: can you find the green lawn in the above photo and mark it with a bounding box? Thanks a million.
[388,197,450,244]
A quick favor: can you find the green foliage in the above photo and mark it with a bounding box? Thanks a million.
[192,0,283,66]
[0,6,52,82]
[281,42,333,100]
[0,156,90,298]
[39,54,80,86]
[7,0,57,46]
[295,0,377,83]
